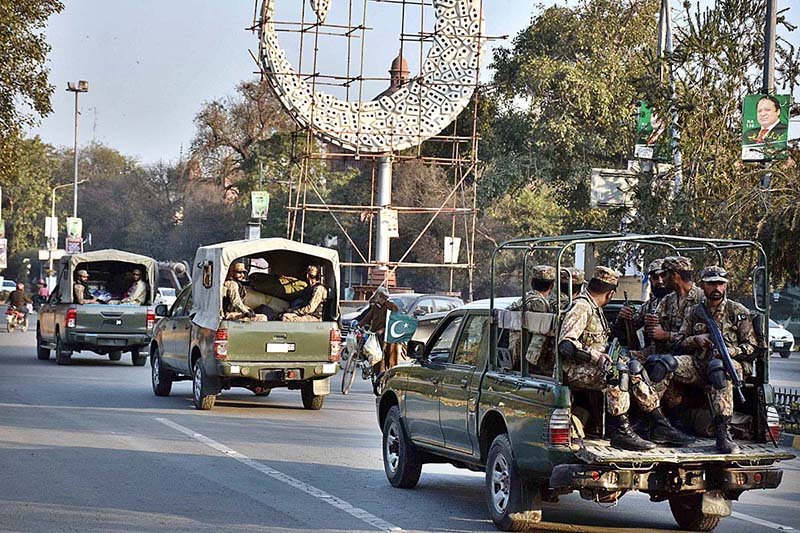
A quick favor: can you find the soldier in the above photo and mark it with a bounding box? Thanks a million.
[646,256,704,353]
[671,266,757,454]
[616,259,670,344]
[282,265,328,322]
[557,266,691,450]
[508,265,556,312]
[550,267,584,311]
[223,261,255,319]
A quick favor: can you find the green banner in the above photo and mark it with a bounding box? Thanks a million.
[0,220,5,239]
[251,191,270,219]
[634,101,669,161]
[742,94,790,161]
[384,311,418,343]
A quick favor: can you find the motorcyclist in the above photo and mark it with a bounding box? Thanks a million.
[8,283,32,321]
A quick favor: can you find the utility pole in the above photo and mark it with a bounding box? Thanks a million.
[66,80,89,218]
[761,0,777,193]
[658,0,683,193]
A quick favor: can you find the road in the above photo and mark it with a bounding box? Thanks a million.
[1,322,798,532]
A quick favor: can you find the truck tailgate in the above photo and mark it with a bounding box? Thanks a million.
[76,304,147,334]
[226,320,336,363]
[576,437,794,465]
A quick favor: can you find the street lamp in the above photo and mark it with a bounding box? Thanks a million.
[66,80,89,218]
[48,180,87,277]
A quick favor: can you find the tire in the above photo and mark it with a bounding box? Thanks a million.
[382,405,422,489]
[55,334,72,365]
[36,327,50,360]
[192,360,216,410]
[151,347,173,397]
[109,350,123,361]
[780,350,790,359]
[668,494,722,531]
[485,434,542,531]
[340,350,358,395]
[131,347,147,366]
[7,319,13,333]
[301,381,325,410]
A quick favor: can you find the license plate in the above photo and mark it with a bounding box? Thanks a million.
[774,341,784,348]
[266,342,295,353]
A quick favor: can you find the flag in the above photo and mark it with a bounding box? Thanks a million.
[384,311,418,343]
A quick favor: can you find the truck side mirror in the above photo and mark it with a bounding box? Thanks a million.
[407,340,426,361]
[155,304,168,317]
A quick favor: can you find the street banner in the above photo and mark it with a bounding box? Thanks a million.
[0,238,6,270]
[45,217,58,250]
[380,208,399,238]
[0,220,5,239]
[65,237,83,254]
[634,101,668,161]
[251,191,270,219]
[742,93,790,161]
[66,217,82,239]
[385,311,418,344]
[444,236,461,264]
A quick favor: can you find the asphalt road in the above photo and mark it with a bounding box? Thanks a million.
[1,321,799,532]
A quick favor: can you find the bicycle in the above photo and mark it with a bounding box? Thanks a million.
[340,327,383,396]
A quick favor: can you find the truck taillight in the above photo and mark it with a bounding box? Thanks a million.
[549,408,571,446]
[146,309,155,332]
[329,328,341,362]
[214,328,228,360]
[766,405,781,442]
[65,308,77,328]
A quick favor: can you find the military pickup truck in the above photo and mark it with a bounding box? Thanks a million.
[36,249,156,366]
[149,238,341,410]
[377,233,793,531]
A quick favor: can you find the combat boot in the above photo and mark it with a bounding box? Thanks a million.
[713,415,741,454]
[648,408,695,446]
[609,414,657,451]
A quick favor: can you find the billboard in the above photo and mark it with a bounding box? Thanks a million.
[66,217,82,239]
[741,94,790,161]
[634,101,668,161]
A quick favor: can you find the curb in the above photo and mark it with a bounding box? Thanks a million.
[779,432,800,450]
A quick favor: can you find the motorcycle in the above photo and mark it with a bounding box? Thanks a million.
[5,307,28,333]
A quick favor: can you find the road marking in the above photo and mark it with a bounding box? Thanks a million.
[155,417,403,532]
[732,511,794,531]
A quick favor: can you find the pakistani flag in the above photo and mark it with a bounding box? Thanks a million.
[385,311,418,343]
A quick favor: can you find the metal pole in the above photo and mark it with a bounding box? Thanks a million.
[376,154,393,265]
[72,90,79,218]
[761,0,777,194]
[660,0,683,192]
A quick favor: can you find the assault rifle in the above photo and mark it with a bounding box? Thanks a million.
[696,302,746,402]
[622,290,639,349]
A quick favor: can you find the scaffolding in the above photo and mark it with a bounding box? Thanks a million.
[251,0,488,299]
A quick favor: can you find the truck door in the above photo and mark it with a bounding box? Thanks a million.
[161,286,191,370]
[404,315,463,447]
[39,288,59,340]
[438,314,488,454]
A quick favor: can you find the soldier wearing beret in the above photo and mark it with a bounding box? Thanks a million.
[668,266,757,453]
[647,256,704,353]
[509,265,556,313]
[558,266,691,450]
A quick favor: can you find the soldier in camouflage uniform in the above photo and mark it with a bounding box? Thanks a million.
[557,266,691,450]
[670,266,757,454]
[549,267,585,311]
[508,266,555,370]
[616,259,670,348]
[647,256,705,353]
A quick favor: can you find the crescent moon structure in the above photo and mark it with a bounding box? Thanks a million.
[258,0,485,154]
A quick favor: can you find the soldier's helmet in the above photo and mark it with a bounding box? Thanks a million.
[700,265,728,283]
[531,265,556,282]
[663,256,693,272]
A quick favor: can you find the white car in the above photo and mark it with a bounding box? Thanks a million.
[769,318,795,358]
[154,287,177,308]
[1,279,17,292]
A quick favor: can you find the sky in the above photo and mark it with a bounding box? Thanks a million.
[28,0,800,166]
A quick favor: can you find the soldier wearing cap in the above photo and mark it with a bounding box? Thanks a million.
[509,265,556,313]
[73,269,98,304]
[549,267,585,311]
[558,266,690,450]
[223,261,255,319]
[647,256,704,353]
[282,265,328,322]
[668,265,757,453]
[616,259,671,353]
[121,268,147,305]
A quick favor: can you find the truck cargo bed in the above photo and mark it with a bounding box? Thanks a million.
[575,437,794,466]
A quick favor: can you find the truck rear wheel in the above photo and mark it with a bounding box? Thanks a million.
[382,405,421,488]
[55,334,72,365]
[109,351,122,361]
[131,347,147,366]
[485,434,542,531]
[668,494,722,531]
[151,347,173,397]
[779,350,790,359]
[36,327,50,360]
[301,382,325,410]
[192,361,216,410]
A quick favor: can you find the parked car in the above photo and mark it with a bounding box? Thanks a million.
[154,287,177,308]
[769,318,795,358]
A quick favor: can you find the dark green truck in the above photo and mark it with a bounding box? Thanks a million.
[36,250,156,365]
[149,238,341,410]
[377,233,794,531]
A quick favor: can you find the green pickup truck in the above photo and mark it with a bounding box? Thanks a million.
[149,238,341,410]
[377,233,794,531]
[36,250,156,366]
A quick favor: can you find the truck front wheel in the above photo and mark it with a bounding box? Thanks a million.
[192,361,216,410]
[151,347,173,397]
[36,327,50,360]
[382,405,421,488]
[485,434,542,531]
[301,382,325,410]
[668,493,722,531]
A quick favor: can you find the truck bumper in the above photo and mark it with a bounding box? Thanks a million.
[550,463,784,495]
[215,361,339,382]
[65,332,151,349]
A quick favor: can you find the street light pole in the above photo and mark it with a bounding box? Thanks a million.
[66,80,89,218]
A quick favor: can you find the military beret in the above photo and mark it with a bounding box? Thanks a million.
[560,267,585,285]
[593,265,621,286]
[646,258,665,275]
[700,265,728,282]
[530,265,556,282]
[663,256,693,272]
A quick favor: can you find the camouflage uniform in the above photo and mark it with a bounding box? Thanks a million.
[509,265,554,367]
[668,296,757,417]
[559,277,660,416]
[549,267,585,311]
[508,290,551,313]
